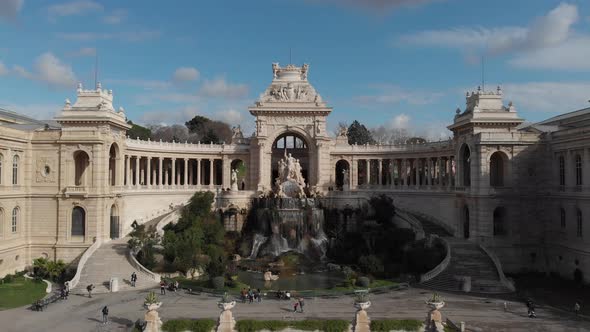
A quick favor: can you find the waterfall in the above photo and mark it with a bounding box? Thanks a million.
[249,233,268,259]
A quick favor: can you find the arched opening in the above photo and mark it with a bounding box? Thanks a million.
[490,152,507,187]
[11,207,19,233]
[560,208,566,229]
[335,160,350,190]
[357,160,368,186]
[110,204,119,239]
[575,154,583,186]
[71,206,86,237]
[463,206,470,239]
[493,207,506,236]
[12,155,19,185]
[577,209,583,238]
[271,133,309,186]
[559,155,565,186]
[574,268,584,284]
[74,151,90,186]
[109,144,119,186]
[460,144,471,187]
[231,159,247,190]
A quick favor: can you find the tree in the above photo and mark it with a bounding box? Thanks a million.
[150,124,190,143]
[184,115,232,144]
[128,224,160,269]
[127,120,151,140]
[347,120,375,145]
[185,115,210,133]
[369,194,395,225]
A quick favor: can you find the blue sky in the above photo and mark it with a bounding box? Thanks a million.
[1,0,590,138]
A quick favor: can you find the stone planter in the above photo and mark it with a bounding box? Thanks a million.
[354,301,371,311]
[218,301,236,311]
[426,301,445,311]
[145,302,162,311]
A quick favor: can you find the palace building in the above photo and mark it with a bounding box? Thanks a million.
[0,63,588,285]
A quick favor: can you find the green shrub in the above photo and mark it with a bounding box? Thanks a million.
[211,276,225,289]
[2,274,14,283]
[162,319,216,332]
[235,320,349,332]
[370,319,423,332]
[357,276,370,287]
[358,255,384,275]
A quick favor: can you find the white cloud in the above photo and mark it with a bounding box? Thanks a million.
[0,102,62,120]
[173,67,200,83]
[502,81,590,113]
[213,109,244,125]
[56,30,161,42]
[354,84,444,106]
[69,47,96,57]
[0,61,8,75]
[508,37,590,71]
[391,113,410,129]
[48,0,103,21]
[398,3,579,56]
[107,78,171,90]
[103,9,126,24]
[308,0,441,12]
[198,78,248,99]
[14,52,77,89]
[138,107,199,125]
[0,0,23,21]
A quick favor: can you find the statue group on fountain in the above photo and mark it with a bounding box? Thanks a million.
[275,152,306,198]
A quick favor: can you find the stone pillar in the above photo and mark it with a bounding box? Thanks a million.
[353,302,371,332]
[351,157,357,189]
[217,302,236,332]
[257,142,265,191]
[147,157,152,188]
[437,158,443,189]
[171,158,176,187]
[378,159,383,186]
[448,157,454,189]
[401,159,407,186]
[366,159,371,186]
[584,148,590,187]
[415,159,420,188]
[164,160,168,186]
[197,159,201,187]
[184,158,188,188]
[427,158,433,187]
[210,159,214,188]
[125,156,131,188]
[134,156,140,188]
[188,159,193,185]
[158,158,163,188]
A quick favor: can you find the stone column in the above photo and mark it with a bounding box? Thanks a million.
[427,158,433,187]
[366,160,371,186]
[447,157,453,189]
[209,159,214,188]
[147,157,152,188]
[184,158,188,188]
[125,156,131,188]
[196,159,201,187]
[414,159,420,188]
[351,157,357,189]
[171,158,176,187]
[257,143,265,191]
[134,156,140,188]
[584,148,590,187]
[437,158,443,189]
[188,159,193,185]
[157,158,162,188]
[378,159,383,186]
[401,159,407,186]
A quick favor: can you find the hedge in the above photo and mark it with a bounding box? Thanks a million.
[235,319,349,332]
[370,319,423,332]
[162,319,217,332]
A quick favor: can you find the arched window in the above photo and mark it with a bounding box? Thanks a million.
[109,144,118,186]
[11,207,18,233]
[577,209,583,238]
[560,208,566,229]
[493,207,506,236]
[71,207,86,236]
[490,152,506,187]
[74,151,90,186]
[12,155,19,185]
[575,154,583,186]
[559,155,565,186]
[461,145,471,187]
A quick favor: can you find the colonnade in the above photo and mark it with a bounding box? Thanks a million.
[122,156,224,189]
[348,156,456,190]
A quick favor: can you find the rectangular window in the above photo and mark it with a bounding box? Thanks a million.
[559,156,565,186]
[575,155,583,186]
[577,210,583,238]
[560,209,566,229]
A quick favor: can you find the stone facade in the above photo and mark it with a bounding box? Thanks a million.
[0,64,589,284]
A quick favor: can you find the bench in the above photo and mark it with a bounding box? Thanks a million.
[30,293,62,311]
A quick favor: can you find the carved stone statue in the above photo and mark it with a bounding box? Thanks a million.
[272,63,279,79]
[301,63,309,80]
[274,153,305,198]
[231,169,238,191]
[231,125,243,139]
[337,126,348,137]
[342,169,349,185]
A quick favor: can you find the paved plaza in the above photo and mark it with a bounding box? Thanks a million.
[1,287,588,332]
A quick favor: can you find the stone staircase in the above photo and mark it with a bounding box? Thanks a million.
[413,215,513,294]
[73,237,159,294]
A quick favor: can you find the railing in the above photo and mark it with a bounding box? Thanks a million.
[67,238,101,290]
[64,186,88,197]
[127,248,161,283]
[479,244,516,292]
[420,237,451,283]
[395,210,425,240]
[331,139,454,153]
[125,137,250,153]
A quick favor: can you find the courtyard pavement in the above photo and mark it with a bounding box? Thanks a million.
[0,286,588,332]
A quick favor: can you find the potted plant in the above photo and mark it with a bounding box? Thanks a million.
[353,289,371,310]
[144,291,162,311]
[426,292,445,310]
[218,292,236,311]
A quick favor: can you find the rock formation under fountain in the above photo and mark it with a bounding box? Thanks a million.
[248,153,328,261]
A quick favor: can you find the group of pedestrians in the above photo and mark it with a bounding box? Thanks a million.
[522,299,583,319]
[241,288,262,303]
[293,297,305,313]
[160,280,179,295]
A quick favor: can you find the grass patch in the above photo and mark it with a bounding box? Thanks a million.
[162,319,216,332]
[328,279,398,292]
[0,276,47,310]
[370,319,423,332]
[236,320,349,332]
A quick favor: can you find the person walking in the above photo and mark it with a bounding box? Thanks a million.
[575,301,581,316]
[101,305,109,325]
[293,301,299,313]
[87,284,94,298]
[131,272,137,287]
[160,280,166,295]
[526,299,536,318]
[257,288,262,303]
[298,297,305,313]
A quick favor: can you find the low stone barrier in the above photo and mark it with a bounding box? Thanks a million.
[419,237,451,283]
[66,238,101,290]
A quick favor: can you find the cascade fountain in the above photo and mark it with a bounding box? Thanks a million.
[248,153,328,260]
